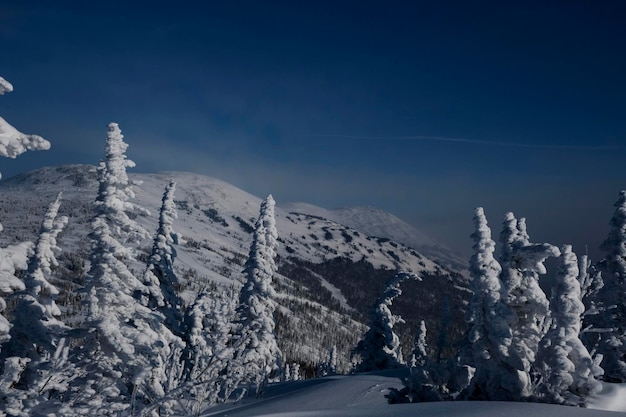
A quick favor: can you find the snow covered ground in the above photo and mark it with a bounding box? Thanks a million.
[201,370,626,417]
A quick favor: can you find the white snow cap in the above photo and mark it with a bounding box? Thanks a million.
[0,76,13,95]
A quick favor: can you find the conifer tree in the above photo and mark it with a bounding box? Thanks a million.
[2,193,68,381]
[595,190,626,381]
[143,181,184,336]
[70,123,175,415]
[498,212,560,395]
[0,194,73,416]
[175,288,237,414]
[461,208,525,401]
[230,195,281,396]
[317,345,338,377]
[410,320,429,368]
[352,272,418,372]
[536,245,603,406]
[0,75,50,352]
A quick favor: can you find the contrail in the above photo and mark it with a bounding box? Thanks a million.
[300,134,623,151]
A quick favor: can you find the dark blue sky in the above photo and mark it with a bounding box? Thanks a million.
[1,1,624,259]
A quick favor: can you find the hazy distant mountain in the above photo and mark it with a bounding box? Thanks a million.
[0,164,469,373]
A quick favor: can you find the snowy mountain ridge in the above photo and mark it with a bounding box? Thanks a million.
[284,202,468,274]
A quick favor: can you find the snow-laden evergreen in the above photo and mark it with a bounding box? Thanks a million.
[0,193,69,417]
[172,288,238,414]
[536,245,603,406]
[578,255,604,316]
[499,212,560,395]
[461,207,525,401]
[318,346,338,377]
[411,320,429,368]
[1,193,69,395]
[69,123,178,415]
[353,272,419,372]
[595,190,626,382]
[142,181,184,336]
[230,194,281,396]
[0,75,50,356]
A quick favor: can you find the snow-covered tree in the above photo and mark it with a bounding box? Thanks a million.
[0,193,73,415]
[286,363,301,381]
[317,346,338,377]
[0,75,50,355]
[230,195,281,396]
[578,254,604,314]
[498,212,560,395]
[143,181,184,336]
[69,123,178,415]
[388,318,471,403]
[3,193,68,362]
[461,207,525,401]
[595,190,626,382]
[169,288,238,414]
[410,320,429,368]
[536,245,603,406]
[352,272,419,372]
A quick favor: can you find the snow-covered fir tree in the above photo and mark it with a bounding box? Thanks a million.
[69,123,179,415]
[578,254,604,315]
[536,245,603,406]
[461,207,525,401]
[352,272,418,372]
[595,190,626,382]
[0,194,73,416]
[143,181,184,336]
[317,346,338,377]
[498,212,560,395]
[0,75,50,356]
[388,317,471,403]
[410,320,429,368]
[2,193,68,362]
[230,195,281,396]
[577,253,607,364]
[170,287,238,415]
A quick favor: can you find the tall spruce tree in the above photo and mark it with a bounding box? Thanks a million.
[595,190,626,381]
[499,212,560,395]
[353,272,419,372]
[536,245,603,406]
[70,123,176,415]
[2,193,68,380]
[143,181,184,336]
[461,208,525,401]
[230,195,281,396]
[0,75,50,353]
[0,194,73,416]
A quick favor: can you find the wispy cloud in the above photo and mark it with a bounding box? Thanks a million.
[301,134,623,151]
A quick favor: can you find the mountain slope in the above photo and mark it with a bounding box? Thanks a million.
[0,165,469,372]
[284,203,469,275]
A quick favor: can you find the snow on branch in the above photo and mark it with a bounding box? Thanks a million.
[0,76,13,95]
[0,117,50,160]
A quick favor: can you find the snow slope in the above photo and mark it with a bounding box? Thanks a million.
[284,203,468,276]
[201,370,625,417]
